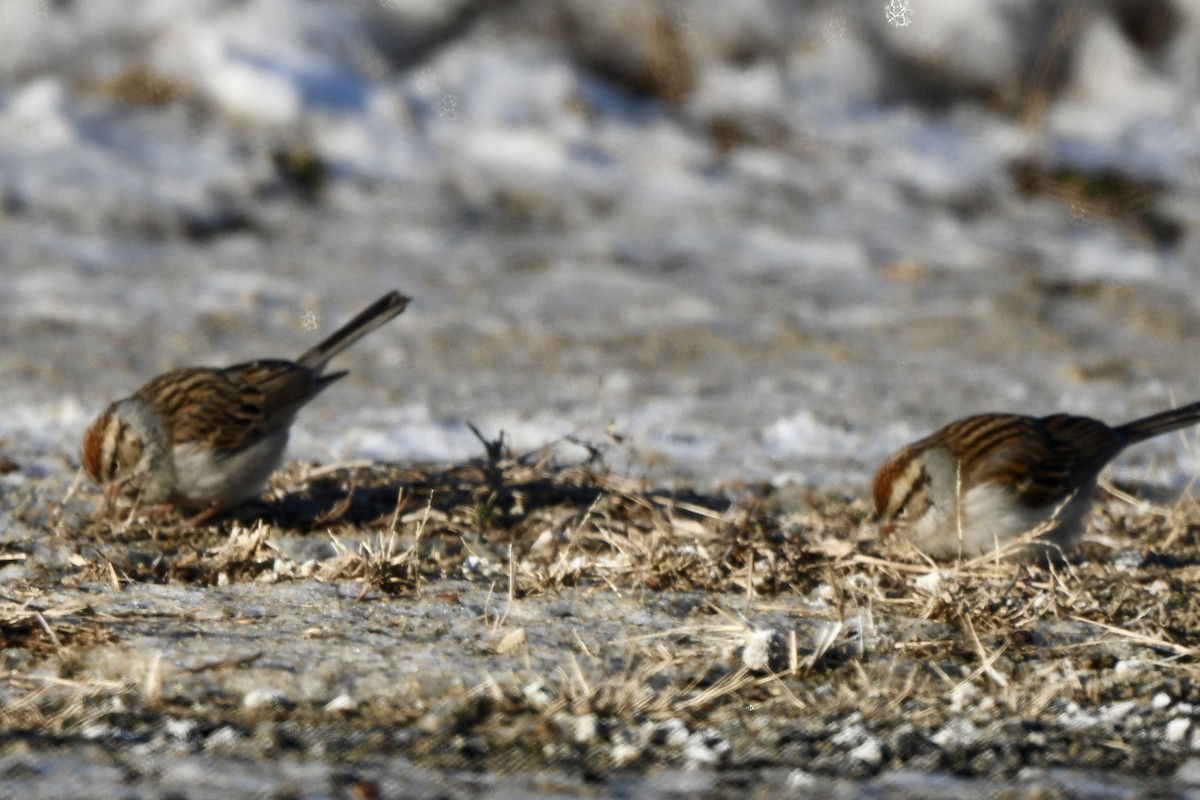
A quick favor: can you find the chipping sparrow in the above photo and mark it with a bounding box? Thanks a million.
[80,291,410,521]
[872,400,1200,559]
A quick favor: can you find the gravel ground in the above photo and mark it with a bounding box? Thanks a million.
[7,1,1200,796]
[4,449,1200,797]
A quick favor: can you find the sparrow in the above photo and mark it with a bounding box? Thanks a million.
[872,400,1200,558]
[80,290,410,522]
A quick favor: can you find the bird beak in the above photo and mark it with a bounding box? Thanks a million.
[880,521,895,538]
[105,480,125,506]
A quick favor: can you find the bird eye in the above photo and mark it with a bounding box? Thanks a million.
[894,504,908,519]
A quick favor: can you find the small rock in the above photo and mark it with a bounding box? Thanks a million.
[1167,717,1191,743]
[573,713,599,744]
[931,718,979,751]
[949,682,979,713]
[831,722,867,748]
[243,688,290,709]
[655,718,690,748]
[612,741,640,767]
[849,737,883,767]
[1101,699,1139,723]
[462,554,495,576]
[164,718,198,740]
[683,729,729,768]
[741,629,785,672]
[324,694,357,714]
[494,627,527,655]
[205,726,242,749]
[786,769,819,789]
[80,723,111,740]
[1114,659,1148,681]
[683,740,720,767]
[522,679,553,709]
[1111,549,1144,571]
[1154,692,1173,710]
[529,529,560,553]
[912,570,946,594]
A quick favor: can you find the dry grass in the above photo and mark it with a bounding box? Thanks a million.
[81,64,188,107]
[8,436,1200,779]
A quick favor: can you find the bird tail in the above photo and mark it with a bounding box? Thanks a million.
[296,291,411,370]
[1116,399,1200,443]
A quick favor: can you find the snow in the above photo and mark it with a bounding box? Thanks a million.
[1,0,1200,494]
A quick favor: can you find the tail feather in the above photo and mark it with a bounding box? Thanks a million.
[296,291,410,370]
[1116,399,1200,443]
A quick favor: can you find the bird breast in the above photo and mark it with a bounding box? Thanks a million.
[169,428,292,509]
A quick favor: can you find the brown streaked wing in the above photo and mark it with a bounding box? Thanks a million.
[1018,414,1121,506]
[134,362,334,456]
[1038,414,1123,465]
[940,412,1065,506]
[135,367,265,454]
[224,359,337,419]
[937,415,1042,468]
[959,413,1120,509]
[216,359,343,451]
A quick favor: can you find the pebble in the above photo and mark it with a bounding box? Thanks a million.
[931,718,979,750]
[683,740,721,767]
[529,529,559,553]
[831,722,868,748]
[683,730,729,768]
[1114,659,1148,681]
[741,629,780,672]
[573,713,598,744]
[1111,549,1144,571]
[656,718,690,748]
[1167,717,1191,743]
[164,718,198,740]
[80,723,111,740]
[611,741,640,767]
[461,554,496,576]
[912,570,946,594]
[1100,699,1139,723]
[522,680,553,709]
[205,726,242,750]
[243,688,290,709]
[786,769,819,789]
[849,737,884,767]
[1147,579,1170,596]
[948,682,979,713]
[323,694,356,714]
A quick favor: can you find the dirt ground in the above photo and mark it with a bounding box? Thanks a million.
[5,434,1200,798]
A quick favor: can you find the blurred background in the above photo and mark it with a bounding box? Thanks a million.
[2,0,1200,492]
